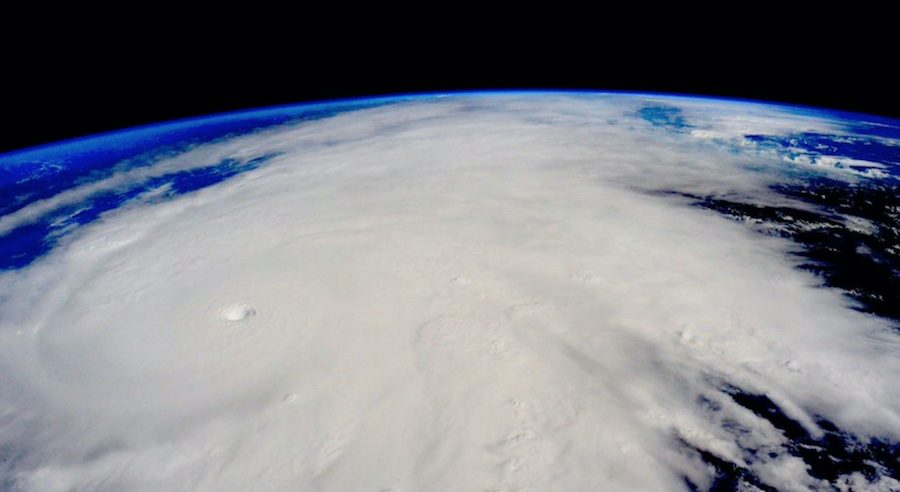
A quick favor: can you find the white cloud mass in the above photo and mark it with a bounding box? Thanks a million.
[0,94,898,491]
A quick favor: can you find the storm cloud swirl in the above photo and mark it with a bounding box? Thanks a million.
[1,93,898,491]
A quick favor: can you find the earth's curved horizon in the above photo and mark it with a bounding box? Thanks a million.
[1,91,898,491]
[7,90,900,157]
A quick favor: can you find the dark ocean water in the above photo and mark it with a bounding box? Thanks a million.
[637,104,900,488]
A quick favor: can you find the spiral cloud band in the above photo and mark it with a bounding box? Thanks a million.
[1,94,898,490]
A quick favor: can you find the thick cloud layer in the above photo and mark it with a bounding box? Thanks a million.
[0,94,898,490]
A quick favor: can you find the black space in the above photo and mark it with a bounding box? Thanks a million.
[3,22,897,154]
